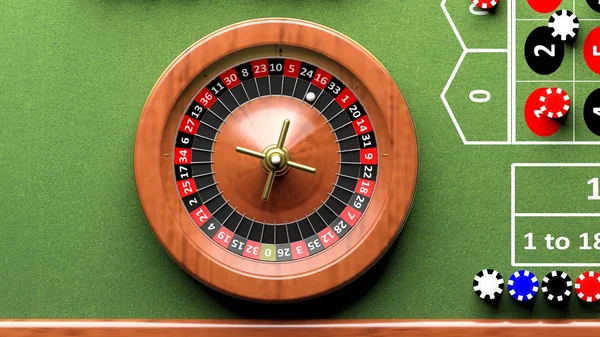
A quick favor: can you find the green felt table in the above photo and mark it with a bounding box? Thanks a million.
[1,0,600,325]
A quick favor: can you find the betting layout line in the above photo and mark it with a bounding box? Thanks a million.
[511,0,600,145]
[511,163,600,267]
[441,0,600,145]
[440,0,512,145]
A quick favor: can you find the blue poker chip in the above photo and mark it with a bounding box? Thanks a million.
[508,270,539,302]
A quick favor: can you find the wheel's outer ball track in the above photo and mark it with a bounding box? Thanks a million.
[134,19,418,303]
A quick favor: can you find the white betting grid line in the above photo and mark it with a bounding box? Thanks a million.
[511,163,600,267]
[511,163,516,266]
[516,80,600,83]
[516,213,600,217]
[517,18,600,20]
[573,0,577,141]
[511,0,600,145]
[511,0,517,143]
[507,0,512,143]
[440,0,512,145]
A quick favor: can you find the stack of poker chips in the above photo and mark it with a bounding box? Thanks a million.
[473,269,600,304]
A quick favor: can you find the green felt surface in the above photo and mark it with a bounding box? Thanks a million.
[1,0,600,320]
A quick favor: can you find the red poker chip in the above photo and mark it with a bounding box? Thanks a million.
[527,0,561,14]
[539,87,570,119]
[575,271,600,303]
[524,88,562,137]
[473,0,498,9]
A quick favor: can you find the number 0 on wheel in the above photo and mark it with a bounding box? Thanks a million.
[134,18,418,302]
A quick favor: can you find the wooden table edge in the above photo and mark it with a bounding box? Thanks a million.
[1,319,599,336]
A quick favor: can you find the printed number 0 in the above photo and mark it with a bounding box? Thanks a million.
[534,45,555,57]
[469,90,490,103]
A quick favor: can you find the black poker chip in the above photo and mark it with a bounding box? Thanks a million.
[587,0,600,13]
[541,270,572,303]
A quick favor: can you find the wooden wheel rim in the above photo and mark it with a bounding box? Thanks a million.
[134,18,418,302]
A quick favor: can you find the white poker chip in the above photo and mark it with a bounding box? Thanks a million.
[548,10,579,42]
[473,269,504,301]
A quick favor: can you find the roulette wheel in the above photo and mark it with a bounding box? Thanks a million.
[134,18,418,303]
